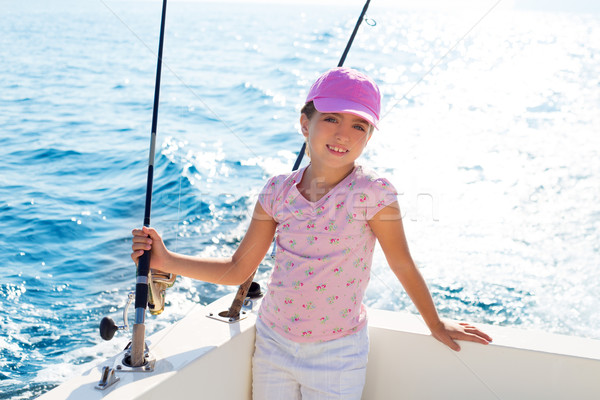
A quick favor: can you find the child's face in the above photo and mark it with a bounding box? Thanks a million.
[301,111,372,168]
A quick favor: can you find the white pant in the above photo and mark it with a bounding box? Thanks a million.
[252,318,369,400]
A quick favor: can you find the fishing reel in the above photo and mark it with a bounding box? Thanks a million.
[147,270,177,316]
[99,270,176,341]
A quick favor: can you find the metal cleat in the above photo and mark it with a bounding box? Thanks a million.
[95,366,120,390]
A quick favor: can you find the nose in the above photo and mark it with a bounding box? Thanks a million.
[335,125,351,143]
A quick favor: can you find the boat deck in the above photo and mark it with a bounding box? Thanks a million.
[39,294,600,399]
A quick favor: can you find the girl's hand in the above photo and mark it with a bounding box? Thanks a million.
[131,226,170,271]
[430,319,493,352]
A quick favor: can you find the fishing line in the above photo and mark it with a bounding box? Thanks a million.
[363,2,506,396]
[174,174,183,253]
[380,0,504,122]
[335,231,503,399]
[366,264,502,399]
[99,0,261,160]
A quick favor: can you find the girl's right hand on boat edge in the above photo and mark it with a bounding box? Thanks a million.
[131,226,169,271]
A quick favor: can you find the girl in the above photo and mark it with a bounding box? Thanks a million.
[131,67,492,399]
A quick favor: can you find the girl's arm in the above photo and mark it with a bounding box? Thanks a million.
[131,201,277,286]
[368,201,492,351]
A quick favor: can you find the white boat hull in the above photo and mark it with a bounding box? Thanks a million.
[39,293,600,399]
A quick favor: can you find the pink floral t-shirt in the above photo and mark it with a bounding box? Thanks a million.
[257,164,398,343]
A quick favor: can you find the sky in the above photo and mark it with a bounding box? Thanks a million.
[167,0,600,13]
[90,0,600,14]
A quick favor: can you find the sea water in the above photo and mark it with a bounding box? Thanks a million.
[1,0,599,398]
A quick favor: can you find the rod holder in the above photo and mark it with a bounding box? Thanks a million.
[208,280,262,323]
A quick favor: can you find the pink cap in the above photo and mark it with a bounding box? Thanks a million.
[306,67,381,129]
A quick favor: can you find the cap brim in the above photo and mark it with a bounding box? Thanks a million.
[313,98,379,130]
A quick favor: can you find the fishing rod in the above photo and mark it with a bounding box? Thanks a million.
[223,0,373,320]
[129,0,169,368]
[98,0,172,373]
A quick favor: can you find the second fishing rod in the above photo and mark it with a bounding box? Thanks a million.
[224,0,374,319]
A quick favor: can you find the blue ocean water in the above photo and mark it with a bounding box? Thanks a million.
[1,0,599,398]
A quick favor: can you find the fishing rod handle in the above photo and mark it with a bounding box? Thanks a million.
[135,251,151,310]
[226,271,256,318]
[130,324,146,367]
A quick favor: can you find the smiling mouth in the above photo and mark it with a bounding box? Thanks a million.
[327,145,349,154]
